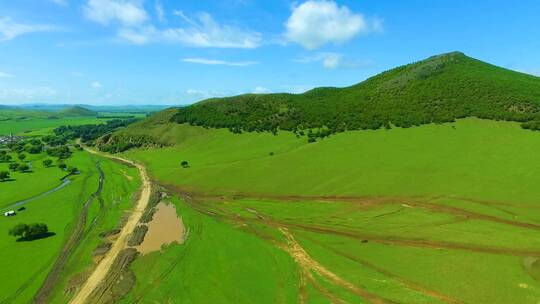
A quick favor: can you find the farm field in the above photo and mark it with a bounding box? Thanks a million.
[116,118,540,303]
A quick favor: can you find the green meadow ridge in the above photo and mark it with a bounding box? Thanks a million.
[171,51,540,136]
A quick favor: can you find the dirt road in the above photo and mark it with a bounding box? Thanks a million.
[69,146,152,304]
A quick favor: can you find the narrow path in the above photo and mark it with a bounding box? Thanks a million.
[69,146,151,304]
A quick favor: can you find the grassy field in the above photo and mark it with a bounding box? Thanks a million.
[125,118,540,203]
[117,118,540,303]
[0,148,140,303]
[0,151,98,303]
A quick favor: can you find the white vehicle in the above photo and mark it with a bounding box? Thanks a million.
[4,211,16,217]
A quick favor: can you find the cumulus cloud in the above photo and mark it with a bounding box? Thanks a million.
[91,81,103,88]
[0,17,57,42]
[0,71,14,78]
[182,57,258,66]
[83,0,148,27]
[285,0,380,50]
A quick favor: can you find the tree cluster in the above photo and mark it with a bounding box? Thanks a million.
[54,118,139,144]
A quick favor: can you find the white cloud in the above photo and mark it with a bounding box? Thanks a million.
[182,57,258,66]
[0,71,14,78]
[285,0,378,50]
[186,89,237,99]
[280,85,315,94]
[252,86,272,94]
[295,52,341,69]
[83,3,260,49]
[117,26,154,44]
[71,71,84,77]
[162,12,261,48]
[51,0,68,6]
[155,0,166,23]
[321,53,341,69]
[91,81,103,88]
[0,17,57,42]
[295,52,374,69]
[83,0,148,27]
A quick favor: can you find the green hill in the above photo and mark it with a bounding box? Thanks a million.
[172,52,540,138]
[87,53,540,304]
[60,106,98,117]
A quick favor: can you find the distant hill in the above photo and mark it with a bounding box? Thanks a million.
[60,106,98,117]
[172,52,540,138]
[13,104,171,114]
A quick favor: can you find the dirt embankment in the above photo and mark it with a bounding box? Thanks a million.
[69,147,152,304]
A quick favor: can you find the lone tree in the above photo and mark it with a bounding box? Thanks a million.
[17,153,26,161]
[181,161,189,168]
[42,159,53,167]
[0,171,9,181]
[58,161,67,170]
[18,164,30,172]
[9,223,49,241]
[68,166,78,174]
[8,163,19,171]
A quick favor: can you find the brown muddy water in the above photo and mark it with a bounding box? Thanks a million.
[137,202,185,255]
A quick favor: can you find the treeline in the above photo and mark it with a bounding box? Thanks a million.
[54,118,139,144]
[171,52,540,141]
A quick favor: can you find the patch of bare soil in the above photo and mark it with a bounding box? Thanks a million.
[136,202,185,255]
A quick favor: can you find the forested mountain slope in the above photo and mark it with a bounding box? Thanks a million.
[172,52,540,136]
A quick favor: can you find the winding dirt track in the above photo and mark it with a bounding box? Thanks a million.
[69,147,152,304]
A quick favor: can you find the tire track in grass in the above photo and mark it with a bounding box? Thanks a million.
[279,228,397,304]
[184,196,540,257]
[297,232,464,304]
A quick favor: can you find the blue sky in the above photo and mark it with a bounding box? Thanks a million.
[0,0,539,105]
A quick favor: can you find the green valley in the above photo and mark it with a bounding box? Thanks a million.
[4,52,540,304]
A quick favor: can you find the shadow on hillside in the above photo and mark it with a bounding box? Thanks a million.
[16,232,56,242]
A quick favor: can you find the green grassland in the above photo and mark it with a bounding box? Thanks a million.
[0,106,140,136]
[124,118,540,204]
[0,147,140,303]
[116,118,540,303]
[0,151,98,303]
